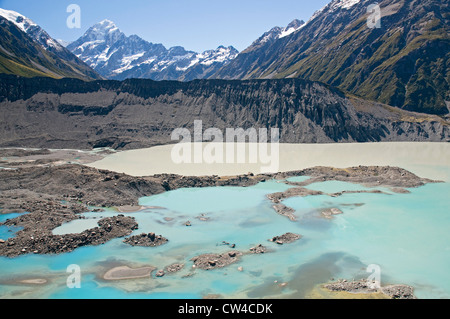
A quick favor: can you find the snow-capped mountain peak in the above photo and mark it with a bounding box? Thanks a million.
[92,19,120,34]
[97,19,116,27]
[307,0,363,25]
[0,8,37,33]
[195,46,239,67]
[67,20,239,81]
[248,19,305,49]
[279,19,306,39]
[332,0,362,10]
[0,8,102,80]
[81,19,123,43]
[0,8,64,52]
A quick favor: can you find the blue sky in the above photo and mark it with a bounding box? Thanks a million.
[0,0,330,52]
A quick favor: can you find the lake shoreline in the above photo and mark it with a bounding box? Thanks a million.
[87,142,450,181]
[0,162,440,258]
[0,144,448,299]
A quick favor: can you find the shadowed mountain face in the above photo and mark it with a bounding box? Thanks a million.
[0,11,102,81]
[213,0,450,115]
[0,74,448,150]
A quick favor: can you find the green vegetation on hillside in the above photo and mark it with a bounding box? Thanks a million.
[0,16,101,81]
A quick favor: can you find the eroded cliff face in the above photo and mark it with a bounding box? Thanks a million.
[0,75,448,150]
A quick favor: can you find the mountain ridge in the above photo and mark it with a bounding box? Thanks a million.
[0,74,447,150]
[0,8,102,80]
[1,2,448,117]
[67,19,239,81]
[212,0,449,115]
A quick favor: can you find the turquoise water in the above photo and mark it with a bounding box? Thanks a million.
[0,213,25,240]
[0,174,449,299]
[0,213,25,223]
[302,180,390,193]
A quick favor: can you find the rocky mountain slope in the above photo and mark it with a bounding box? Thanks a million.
[0,74,447,150]
[213,0,450,115]
[67,20,238,81]
[0,8,102,80]
[246,19,305,52]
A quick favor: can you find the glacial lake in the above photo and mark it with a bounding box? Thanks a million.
[0,167,449,299]
[88,142,450,181]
